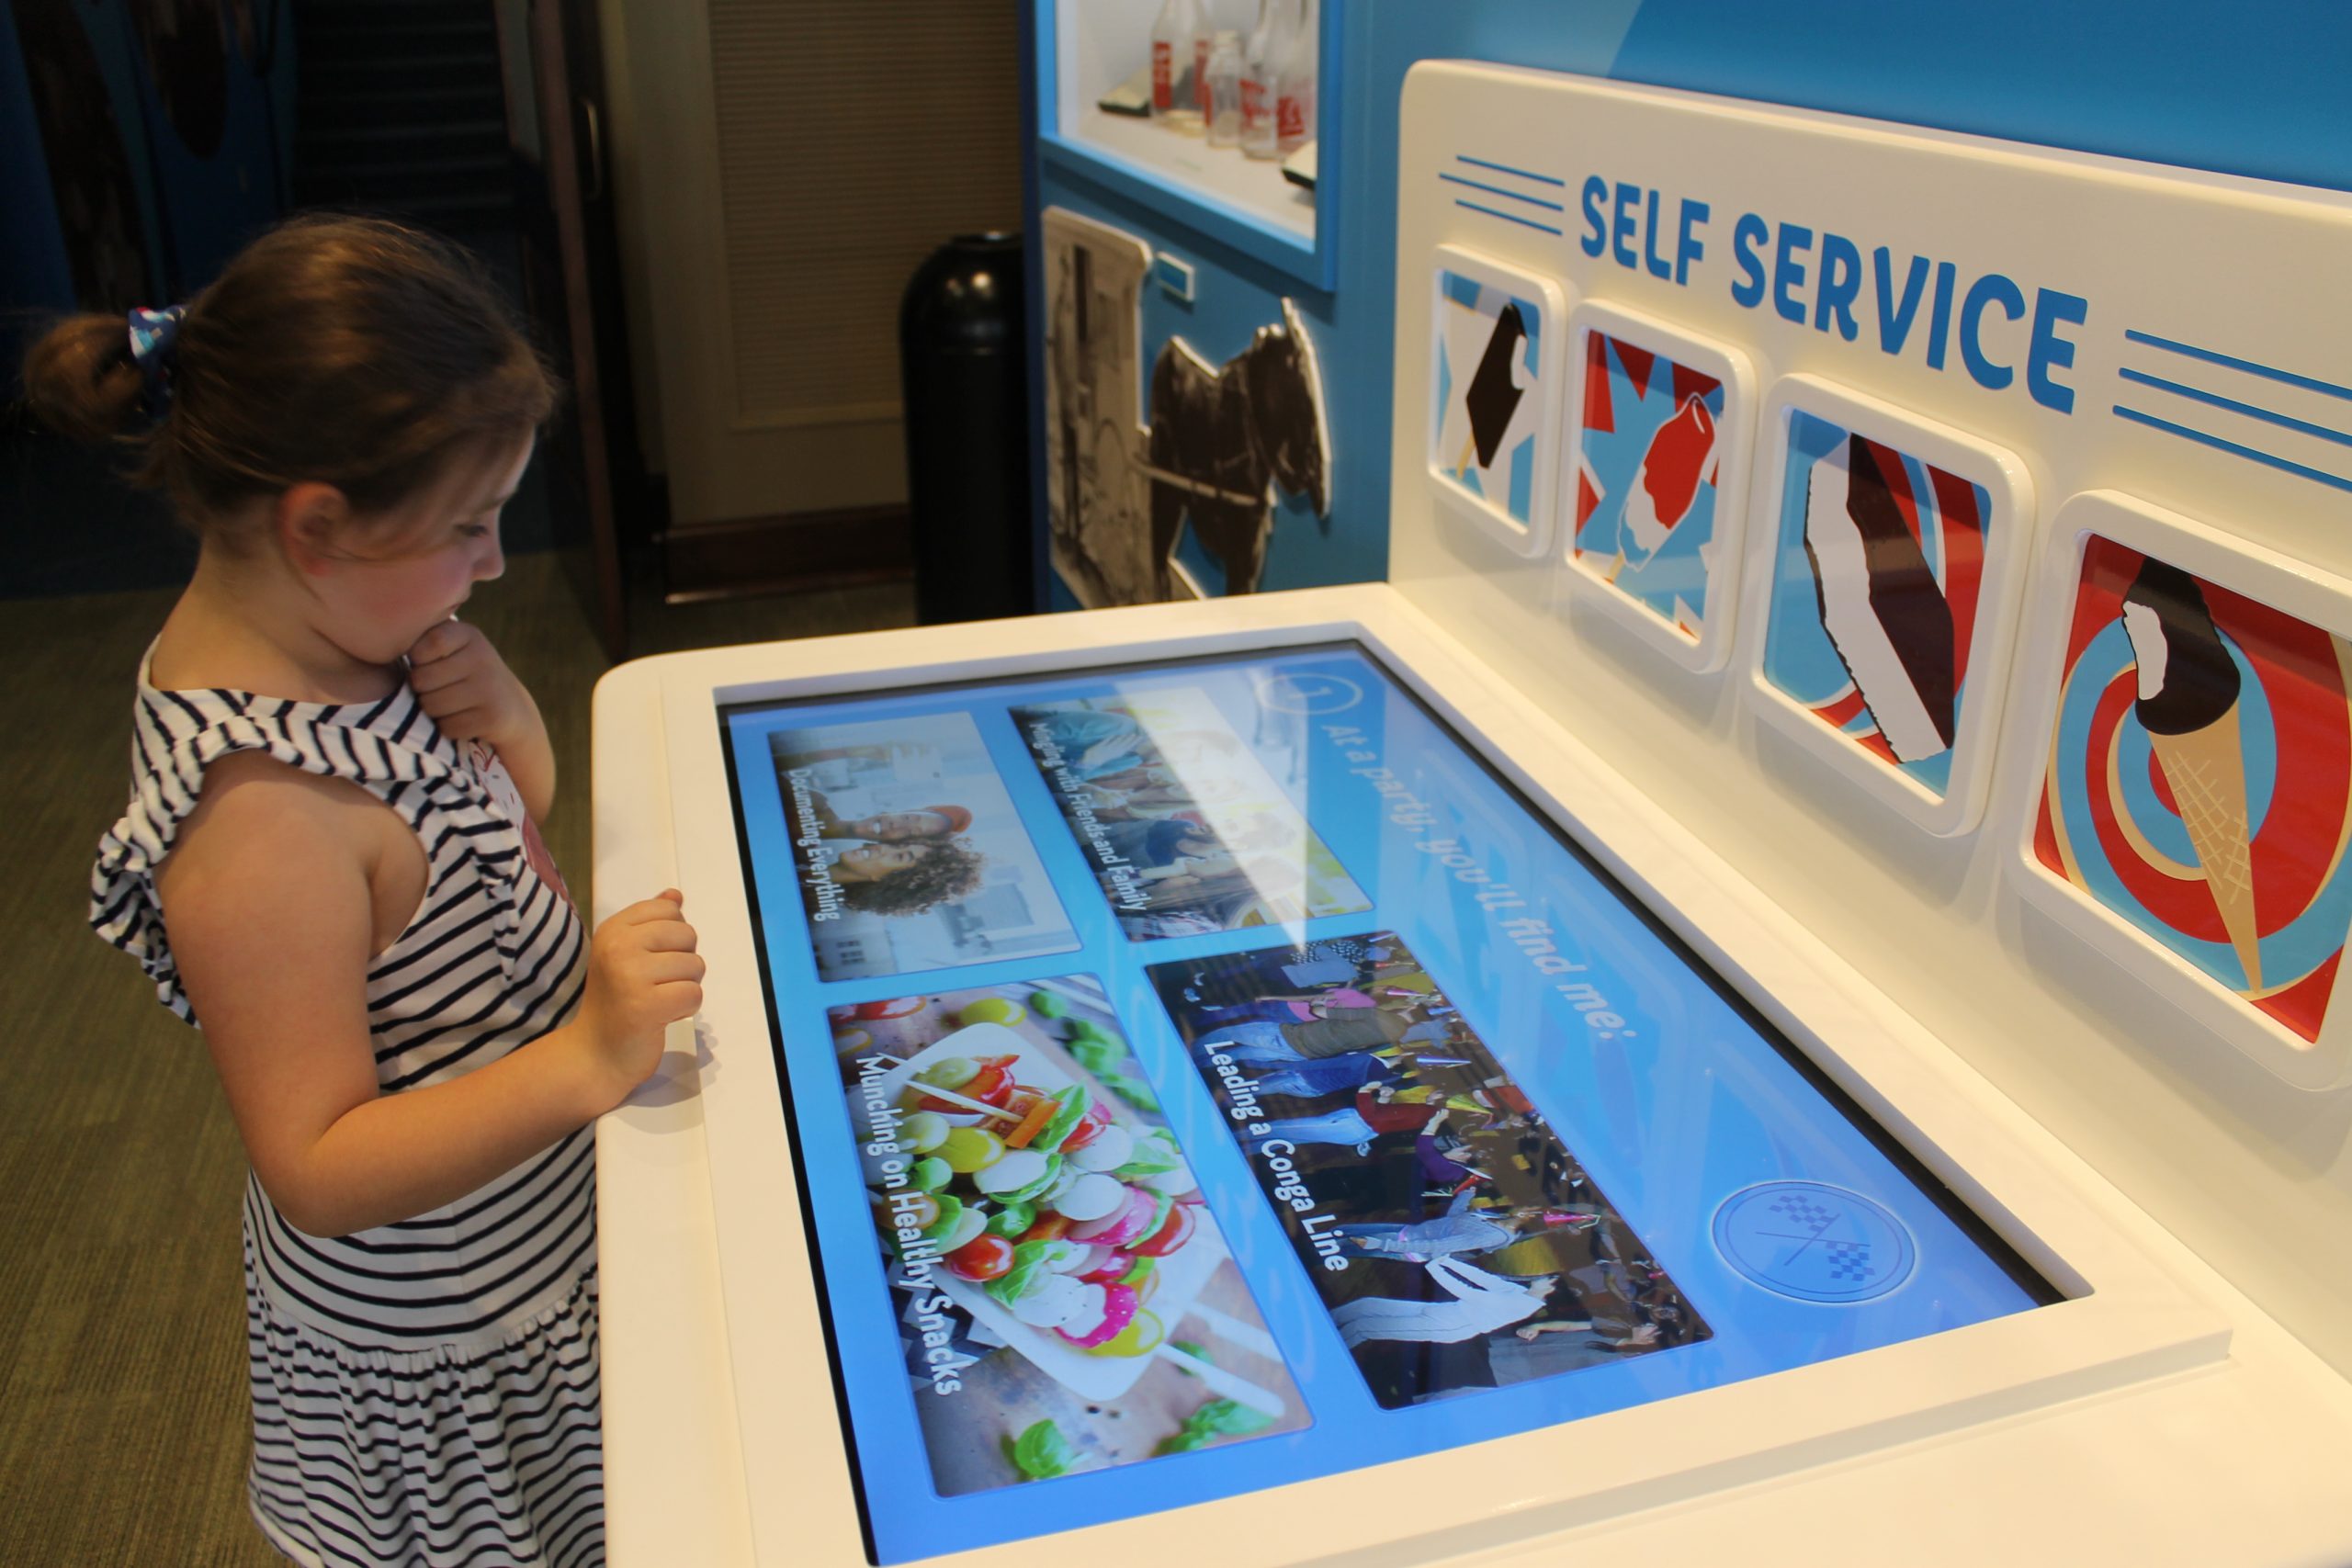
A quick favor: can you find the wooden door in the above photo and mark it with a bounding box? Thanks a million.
[491,0,639,658]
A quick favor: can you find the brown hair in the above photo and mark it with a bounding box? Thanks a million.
[20,214,556,536]
[838,840,987,917]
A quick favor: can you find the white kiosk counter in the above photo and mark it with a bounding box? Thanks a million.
[591,65,2352,1568]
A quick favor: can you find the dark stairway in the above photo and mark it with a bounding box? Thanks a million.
[290,0,514,234]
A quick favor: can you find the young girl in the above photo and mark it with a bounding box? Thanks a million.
[32,215,701,1567]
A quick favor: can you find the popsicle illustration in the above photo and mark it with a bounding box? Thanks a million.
[1622,391,1717,564]
[1801,434,1957,763]
[2120,558,2262,989]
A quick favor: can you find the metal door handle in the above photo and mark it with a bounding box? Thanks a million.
[580,96,605,202]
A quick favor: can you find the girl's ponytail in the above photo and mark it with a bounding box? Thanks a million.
[22,312,155,446]
[17,215,554,540]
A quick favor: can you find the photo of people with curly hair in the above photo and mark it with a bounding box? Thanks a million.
[1012,690,1369,939]
[771,714,1080,980]
[1149,933,1709,1408]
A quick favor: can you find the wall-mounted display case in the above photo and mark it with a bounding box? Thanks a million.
[1038,0,1339,288]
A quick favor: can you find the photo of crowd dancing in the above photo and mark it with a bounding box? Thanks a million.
[1149,933,1709,1408]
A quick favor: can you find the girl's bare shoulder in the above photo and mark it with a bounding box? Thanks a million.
[155,750,389,907]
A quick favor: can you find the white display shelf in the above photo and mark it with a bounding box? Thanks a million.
[1067,107,1312,241]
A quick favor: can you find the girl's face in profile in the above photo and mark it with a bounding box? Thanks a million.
[319,438,531,662]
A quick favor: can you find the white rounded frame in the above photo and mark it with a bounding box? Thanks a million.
[1425,243,1570,560]
[1998,489,2352,1091]
[1740,374,2037,839]
[1559,299,1758,673]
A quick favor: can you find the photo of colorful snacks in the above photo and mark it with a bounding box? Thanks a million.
[1148,934,1709,1409]
[828,975,1309,1495]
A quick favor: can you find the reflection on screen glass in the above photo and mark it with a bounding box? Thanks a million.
[1012,690,1370,935]
[720,643,2057,1565]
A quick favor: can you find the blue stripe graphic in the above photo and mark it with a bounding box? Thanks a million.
[1437,172,1566,211]
[2113,405,2352,495]
[2118,367,2352,449]
[2124,330,2352,403]
[1454,153,1566,187]
[1453,199,1564,236]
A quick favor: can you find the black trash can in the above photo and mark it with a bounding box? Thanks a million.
[899,231,1034,624]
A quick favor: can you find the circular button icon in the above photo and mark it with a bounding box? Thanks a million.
[1254,671,1364,716]
[1712,1180,1916,1303]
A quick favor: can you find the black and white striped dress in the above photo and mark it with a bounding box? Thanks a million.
[91,655,603,1568]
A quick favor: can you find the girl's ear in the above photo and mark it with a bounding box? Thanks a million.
[275,482,354,575]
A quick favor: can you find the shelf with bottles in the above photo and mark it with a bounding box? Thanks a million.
[1039,0,1336,288]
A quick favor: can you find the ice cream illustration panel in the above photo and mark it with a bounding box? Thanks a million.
[2035,536,2352,1042]
[1760,410,1991,798]
[1433,268,1544,525]
[1571,332,1729,640]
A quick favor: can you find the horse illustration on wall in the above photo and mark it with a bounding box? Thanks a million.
[1144,298,1331,597]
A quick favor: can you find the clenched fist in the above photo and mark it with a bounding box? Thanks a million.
[573,889,704,1106]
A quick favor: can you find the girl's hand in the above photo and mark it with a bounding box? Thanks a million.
[408,618,558,821]
[408,618,534,750]
[573,889,704,1105]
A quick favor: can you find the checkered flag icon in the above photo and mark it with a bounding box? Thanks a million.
[1770,1194,1838,1227]
[1824,1238,1874,1280]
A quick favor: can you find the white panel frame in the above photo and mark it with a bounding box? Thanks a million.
[1560,298,1758,673]
[1999,490,2352,1090]
[1425,244,1571,560]
[1740,374,2037,839]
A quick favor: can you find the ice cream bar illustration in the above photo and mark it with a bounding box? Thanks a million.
[1801,434,1957,763]
[1622,392,1717,564]
[1462,301,1529,470]
[2121,558,2262,989]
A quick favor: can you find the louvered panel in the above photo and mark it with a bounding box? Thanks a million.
[707,1,1024,423]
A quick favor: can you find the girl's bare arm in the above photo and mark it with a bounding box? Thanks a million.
[158,759,696,1236]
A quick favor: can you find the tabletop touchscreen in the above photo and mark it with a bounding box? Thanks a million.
[719,643,2055,1563]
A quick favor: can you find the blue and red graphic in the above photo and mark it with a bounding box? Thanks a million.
[2034,536,2352,1043]
[1760,411,1991,797]
[1573,333,1726,640]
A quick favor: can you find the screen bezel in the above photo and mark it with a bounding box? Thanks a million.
[647,589,2227,1568]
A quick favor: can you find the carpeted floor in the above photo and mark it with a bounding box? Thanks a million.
[0,553,912,1564]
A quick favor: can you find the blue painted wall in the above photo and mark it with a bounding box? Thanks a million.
[1029,0,2352,601]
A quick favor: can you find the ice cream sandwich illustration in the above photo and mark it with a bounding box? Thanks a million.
[1461,300,1529,473]
[2120,558,2262,988]
[1802,434,1958,764]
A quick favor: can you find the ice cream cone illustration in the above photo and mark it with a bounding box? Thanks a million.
[2121,558,2262,990]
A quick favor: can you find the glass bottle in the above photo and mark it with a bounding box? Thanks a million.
[1192,4,1218,128]
[1205,30,1244,147]
[1151,0,1203,130]
[1239,0,1279,159]
[1274,0,1316,155]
